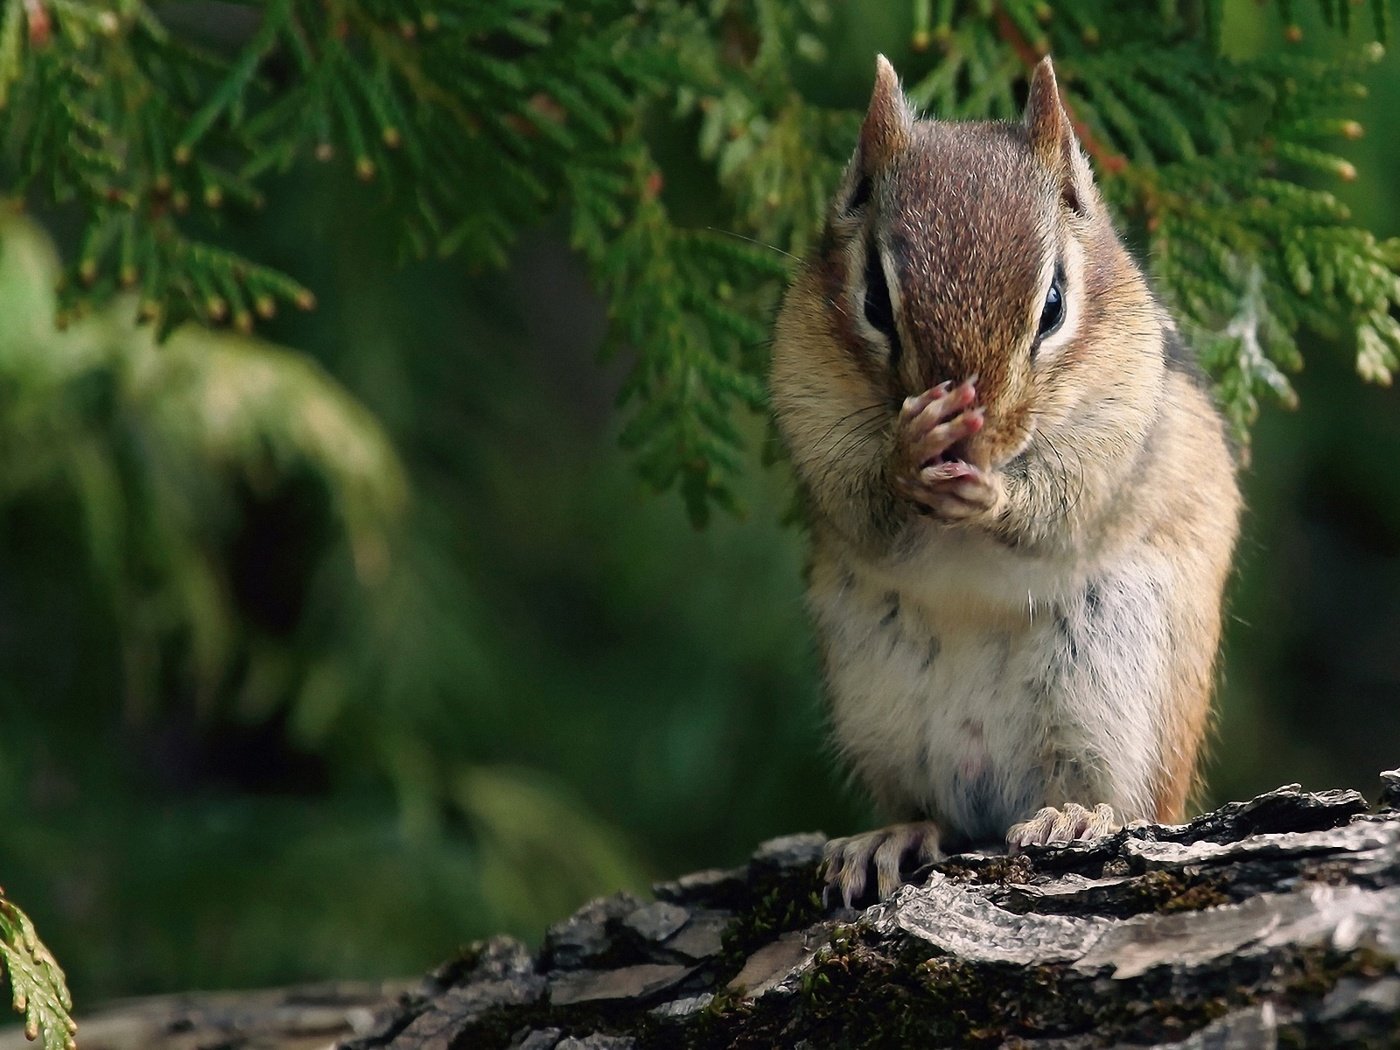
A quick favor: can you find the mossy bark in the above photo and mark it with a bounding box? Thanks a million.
[12,774,1400,1050]
[349,777,1400,1050]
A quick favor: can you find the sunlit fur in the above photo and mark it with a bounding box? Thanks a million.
[771,57,1240,852]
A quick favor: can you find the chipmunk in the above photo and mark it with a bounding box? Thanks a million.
[770,56,1241,905]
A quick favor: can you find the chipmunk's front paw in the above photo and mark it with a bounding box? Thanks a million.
[1007,803,1119,852]
[821,821,942,907]
[892,379,1004,522]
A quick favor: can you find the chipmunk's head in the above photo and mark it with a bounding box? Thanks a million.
[774,55,1160,478]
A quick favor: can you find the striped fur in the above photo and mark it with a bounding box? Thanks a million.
[771,58,1240,859]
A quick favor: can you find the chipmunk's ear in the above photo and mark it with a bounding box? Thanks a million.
[857,55,914,176]
[1024,56,1093,214]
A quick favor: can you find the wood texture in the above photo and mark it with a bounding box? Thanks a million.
[13,772,1400,1049]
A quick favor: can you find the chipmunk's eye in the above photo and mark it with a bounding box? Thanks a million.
[1035,273,1065,344]
[862,239,902,368]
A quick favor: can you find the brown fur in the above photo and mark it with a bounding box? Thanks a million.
[772,56,1241,852]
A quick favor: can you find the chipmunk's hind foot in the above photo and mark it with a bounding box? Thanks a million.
[821,821,942,908]
[1006,802,1118,853]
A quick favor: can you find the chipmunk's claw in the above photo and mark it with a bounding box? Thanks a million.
[821,822,942,908]
[1007,803,1119,852]
[894,379,1002,520]
[899,378,981,461]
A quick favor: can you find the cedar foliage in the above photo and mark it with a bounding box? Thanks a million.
[6,1,1395,522]
[0,891,74,1050]
[0,0,1396,1029]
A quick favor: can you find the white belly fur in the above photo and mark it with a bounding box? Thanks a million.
[812,531,1163,844]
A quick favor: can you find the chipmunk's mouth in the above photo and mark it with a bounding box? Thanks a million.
[927,440,970,467]
[966,419,1036,474]
[927,437,986,472]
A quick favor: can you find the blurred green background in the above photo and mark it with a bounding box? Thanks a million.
[1,0,1398,1005]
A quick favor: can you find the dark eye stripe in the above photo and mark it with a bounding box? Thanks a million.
[862,239,903,370]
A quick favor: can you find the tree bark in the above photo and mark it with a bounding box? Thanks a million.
[15,773,1400,1049]
[0,982,411,1050]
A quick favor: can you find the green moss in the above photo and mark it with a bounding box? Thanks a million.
[714,860,827,980]
[675,933,1399,1048]
[1121,869,1232,915]
[938,853,1036,886]
[1282,945,1397,1002]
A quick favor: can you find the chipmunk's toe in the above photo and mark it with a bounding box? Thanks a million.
[1007,802,1118,852]
[821,821,942,907]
